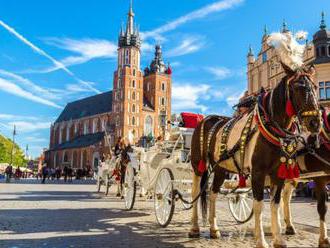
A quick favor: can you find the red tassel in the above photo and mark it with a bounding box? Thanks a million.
[286,100,296,117]
[293,163,300,178]
[238,175,246,188]
[198,160,207,174]
[277,163,288,179]
[287,166,294,179]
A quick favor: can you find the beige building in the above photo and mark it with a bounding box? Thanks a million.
[247,13,330,108]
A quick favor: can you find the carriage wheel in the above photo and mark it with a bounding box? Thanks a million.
[228,190,254,223]
[96,177,102,193]
[154,168,175,227]
[123,166,136,210]
[105,175,110,196]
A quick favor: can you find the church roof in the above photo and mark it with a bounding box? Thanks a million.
[51,132,105,151]
[55,91,112,123]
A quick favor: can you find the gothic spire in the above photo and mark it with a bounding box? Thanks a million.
[263,25,268,36]
[126,0,135,35]
[281,20,289,33]
[320,11,327,30]
[247,45,254,56]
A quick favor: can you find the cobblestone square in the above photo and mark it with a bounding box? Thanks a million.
[0,180,327,247]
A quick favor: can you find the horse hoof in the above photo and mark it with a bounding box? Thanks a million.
[273,245,287,248]
[116,193,121,197]
[319,238,330,248]
[210,229,221,239]
[256,241,269,248]
[285,226,296,235]
[188,228,200,238]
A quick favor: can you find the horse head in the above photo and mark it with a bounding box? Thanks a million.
[282,64,321,135]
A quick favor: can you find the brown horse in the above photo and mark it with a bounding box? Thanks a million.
[282,109,330,248]
[189,65,321,248]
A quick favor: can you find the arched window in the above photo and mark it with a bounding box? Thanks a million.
[132,80,136,88]
[161,82,166,91]
[132,116,136,126]
[132,91,136,100]
[161,97,165,106]
[133,69,136,76]
[132,104,136,113]
[84,121,88,135]
[118,79,121,89]
[63,152,68,162]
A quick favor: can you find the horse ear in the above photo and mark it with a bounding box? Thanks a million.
[281,62,294,76]
[306,65,316,76]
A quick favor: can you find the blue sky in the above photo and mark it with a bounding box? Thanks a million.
[0,0,328,157]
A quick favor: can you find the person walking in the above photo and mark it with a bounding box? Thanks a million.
[41,164,48,184]
[5,165,13,183]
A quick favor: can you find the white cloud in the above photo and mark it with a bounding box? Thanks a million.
[205,66,232,79]
[0,19,100,93]
[172,83,210,113]
[6,121,51,133]
[0,114,39,121]
[40,38,118,72]
[167,36,205,57]
[226,91,245,106]
[141,0,244,39]
[0,78,62,109]
[25,136,48,143]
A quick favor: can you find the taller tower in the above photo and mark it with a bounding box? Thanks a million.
[112,2,143,142]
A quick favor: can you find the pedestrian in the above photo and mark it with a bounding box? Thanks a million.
[63,166,68,182]
[41,164,48,184]
[5,165,13,183]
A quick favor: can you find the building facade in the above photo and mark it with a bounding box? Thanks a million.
[247,13,330,108]
[46,4,172,170]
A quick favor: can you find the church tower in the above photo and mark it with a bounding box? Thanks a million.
[144,44,172,137]
[112,1,143,142]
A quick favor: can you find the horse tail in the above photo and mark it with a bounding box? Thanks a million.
[200,169,208,225]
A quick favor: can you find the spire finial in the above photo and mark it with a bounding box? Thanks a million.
[248,45,254,56]
[263,25,268,36]
[282,19,289,33]
[320,11,326,30]
[129,0,133,15]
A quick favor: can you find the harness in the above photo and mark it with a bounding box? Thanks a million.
[255,91,301,180]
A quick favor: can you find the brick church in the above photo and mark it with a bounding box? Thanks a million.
[45,3,172,170]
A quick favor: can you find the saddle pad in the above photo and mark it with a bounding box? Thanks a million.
[128,152,139,169]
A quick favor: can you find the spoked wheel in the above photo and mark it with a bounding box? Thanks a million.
[96,177,102,193]
[228,190,254,223]
[154,168,175,227]
[123,166,136,210]
[105,175,111,196]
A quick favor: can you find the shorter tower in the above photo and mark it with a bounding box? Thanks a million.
[143,44,172,137]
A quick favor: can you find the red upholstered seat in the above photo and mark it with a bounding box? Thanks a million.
[181,112,204,128]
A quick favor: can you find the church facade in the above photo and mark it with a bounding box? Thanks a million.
[45,4,172,170]
[247,13,330,108]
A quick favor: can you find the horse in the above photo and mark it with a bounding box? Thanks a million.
[281,109,330,248]
[189,64,321,248]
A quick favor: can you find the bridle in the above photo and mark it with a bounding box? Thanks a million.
[285,72,320,125]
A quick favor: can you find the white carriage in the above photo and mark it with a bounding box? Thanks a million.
[123,122,254,227]
[96,156,119,196]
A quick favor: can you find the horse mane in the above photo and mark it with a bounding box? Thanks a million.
[270,76,287,119]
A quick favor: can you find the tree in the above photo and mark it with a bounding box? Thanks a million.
[0,134,27,166]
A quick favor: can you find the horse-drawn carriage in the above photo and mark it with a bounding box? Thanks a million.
[122,112,254,227]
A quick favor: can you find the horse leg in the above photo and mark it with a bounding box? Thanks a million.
[209,167,226,239]
[252,172,268,248]
[315,178,330,248]
[282,181,296,235]
[270,182,286,248]
[189,173,201,238]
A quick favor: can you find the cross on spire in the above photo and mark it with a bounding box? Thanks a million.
[282,20,289,33]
